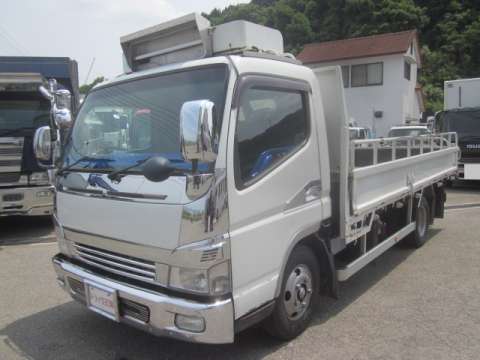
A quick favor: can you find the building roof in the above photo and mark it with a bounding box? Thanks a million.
[298,30,418,65]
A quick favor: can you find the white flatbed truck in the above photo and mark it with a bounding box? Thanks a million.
[33,14,458,344]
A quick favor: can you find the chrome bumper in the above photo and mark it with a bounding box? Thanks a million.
[0,185,54,216]
[52,255,235,344]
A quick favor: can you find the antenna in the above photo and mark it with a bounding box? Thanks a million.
[84,57,96,85]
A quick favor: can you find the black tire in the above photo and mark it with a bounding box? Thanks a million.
[264,245,320,340]
[405,197,430,248]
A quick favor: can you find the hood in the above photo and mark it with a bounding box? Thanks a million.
[57,173,190,251]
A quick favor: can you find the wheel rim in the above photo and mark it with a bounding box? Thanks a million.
[283,264,313,321]
[417,203,427,237]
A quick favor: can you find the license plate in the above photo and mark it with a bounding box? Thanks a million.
[85,280,119,321]
[464,164,480,180]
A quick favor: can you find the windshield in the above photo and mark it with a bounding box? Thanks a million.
[63,65,229,173]
[436,109,480,140]
[0,92,50,133]
[388,128,429,137]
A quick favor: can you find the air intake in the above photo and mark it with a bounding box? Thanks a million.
[200,248,219,262]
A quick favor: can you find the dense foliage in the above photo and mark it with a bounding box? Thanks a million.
[206,0,480,113]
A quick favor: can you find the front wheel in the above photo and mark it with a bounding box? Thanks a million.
[405,197,430,248]
[264,246,320,340]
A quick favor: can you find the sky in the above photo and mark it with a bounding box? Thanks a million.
[0,0,249,85]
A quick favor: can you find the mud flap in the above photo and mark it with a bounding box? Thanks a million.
[315,234,339,299]
[434,185,446,218]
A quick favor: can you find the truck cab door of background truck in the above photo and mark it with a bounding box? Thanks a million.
[226,74,326,319]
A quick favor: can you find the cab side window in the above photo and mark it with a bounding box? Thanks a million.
[235,86,309,187]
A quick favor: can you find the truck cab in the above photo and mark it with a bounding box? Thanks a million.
[0,73,55,216]
[35,14,457,344]
[435,107,480,180]
[0,57,78,217]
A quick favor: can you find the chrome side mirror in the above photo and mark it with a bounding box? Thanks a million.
[33,126,60,169]
[33,126,54,166]
[54,89,73,128]
[179,100,218,164]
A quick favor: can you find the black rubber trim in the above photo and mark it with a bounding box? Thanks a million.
[53,253,231,304]
[234,300,276,333]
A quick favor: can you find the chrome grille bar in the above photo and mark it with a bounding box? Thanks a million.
[73,243,156,283]
[74,244,156,270]
[75,251,155,277]
[0,137,23,173]
[0,160,21,166]
[0,148,22,156]
[0,173,20,184]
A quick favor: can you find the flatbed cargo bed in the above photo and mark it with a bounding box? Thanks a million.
[315,67,458,245]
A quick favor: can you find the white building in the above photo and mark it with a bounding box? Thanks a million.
[298,30,425,137]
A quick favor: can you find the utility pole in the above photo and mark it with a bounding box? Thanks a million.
[84,57,96,85]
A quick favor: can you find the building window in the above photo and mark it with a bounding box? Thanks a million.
[341,65,350,88]
[235,87,308,186]
[404,61,411,80]
[351,62,383,87]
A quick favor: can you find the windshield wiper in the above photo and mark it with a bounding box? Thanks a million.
[107,157,152,183]
[57,156,113,176]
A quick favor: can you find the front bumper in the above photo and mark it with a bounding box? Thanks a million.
[0,185,54,216]
[52,254,235,344]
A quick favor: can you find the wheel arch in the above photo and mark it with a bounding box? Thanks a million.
[274,223,338,300]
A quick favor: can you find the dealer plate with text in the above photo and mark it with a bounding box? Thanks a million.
[85,280,119,321]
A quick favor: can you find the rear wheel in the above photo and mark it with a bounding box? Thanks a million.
[405,197,430,248]
[264,246,320,340]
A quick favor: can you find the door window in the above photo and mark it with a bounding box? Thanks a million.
[235,86,309,187]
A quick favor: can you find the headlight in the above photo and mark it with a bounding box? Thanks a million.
[169,267,209,294]
[208,261,230,295]
[169,261,231,296]
[30,172,49,185]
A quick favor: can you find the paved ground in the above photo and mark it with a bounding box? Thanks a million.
[0,184,479,359]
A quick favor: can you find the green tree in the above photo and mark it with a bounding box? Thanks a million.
[207,0,479,113]
[79,76,106,95]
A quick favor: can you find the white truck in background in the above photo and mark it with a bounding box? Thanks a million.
[444,78,480,110]
[435,78,480,180]
[33,14,458,344]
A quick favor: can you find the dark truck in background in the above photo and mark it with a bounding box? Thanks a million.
[0,57,78,216]
[435,107,480,180]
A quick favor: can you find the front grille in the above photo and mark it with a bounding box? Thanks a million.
[0,147,22,156]
[0,173,20,184]
[460,144,480,162]
[0,159,21,167]
[119,298,150,323]
[73,243,157,283]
